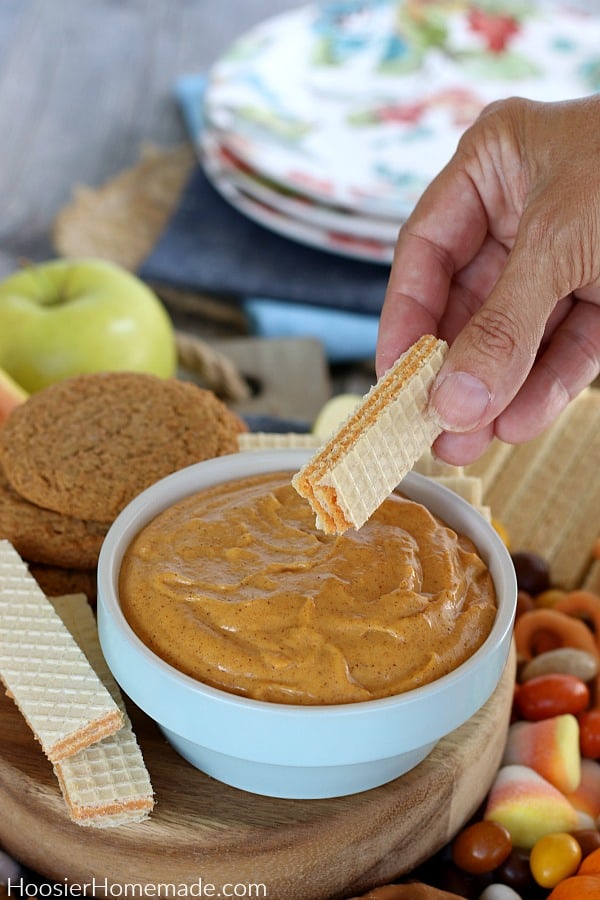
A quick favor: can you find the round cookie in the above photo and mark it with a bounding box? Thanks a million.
[1,372,247,523]
[0,466,108,569]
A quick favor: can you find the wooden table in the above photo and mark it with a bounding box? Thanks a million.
[0,0,301,280]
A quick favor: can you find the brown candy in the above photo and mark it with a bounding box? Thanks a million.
[452,820,512,875]
[511,552,551,596]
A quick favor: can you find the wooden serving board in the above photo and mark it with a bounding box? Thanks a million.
[0,644,515,900]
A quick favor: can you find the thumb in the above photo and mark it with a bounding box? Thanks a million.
[429,255,553,433]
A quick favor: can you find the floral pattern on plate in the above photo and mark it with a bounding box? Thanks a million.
[201,130,401,244]
[201,133,396,264]
[203,0,600,220]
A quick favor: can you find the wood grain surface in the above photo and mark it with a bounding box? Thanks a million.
[0,645,515,900]
[0,0,301,280]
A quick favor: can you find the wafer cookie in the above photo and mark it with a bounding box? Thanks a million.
[481,389,600,589]
[238,432,321,452]
[465,438,514,496]
[292,335,448,533]
[52,594,154,827]
[0,540,123,762]
[413,448,464,479]
[433,475,484,507]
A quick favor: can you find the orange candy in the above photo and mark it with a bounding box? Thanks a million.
[579,709,600,759]
[465,582,600,899]
[578,847,600,876]
[545,842,600,898]
[529,832,582,888]
[514,608,599,661]
[547,875,600,899]
[554,591,600,644]
[515,673,590,721]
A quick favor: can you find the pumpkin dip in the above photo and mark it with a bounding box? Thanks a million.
[119,471,497,705]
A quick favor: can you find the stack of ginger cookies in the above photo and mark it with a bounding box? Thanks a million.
[0,370,247,600]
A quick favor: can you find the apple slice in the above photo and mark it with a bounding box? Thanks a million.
[0,367,28,426]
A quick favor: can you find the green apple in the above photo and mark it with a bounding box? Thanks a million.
[0,258,177,392]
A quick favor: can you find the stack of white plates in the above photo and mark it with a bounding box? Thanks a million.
[202,0,600,264]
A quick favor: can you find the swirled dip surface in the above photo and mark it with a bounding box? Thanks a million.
[119,472,497,705]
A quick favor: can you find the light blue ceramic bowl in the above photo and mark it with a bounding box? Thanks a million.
[97,449,516,799]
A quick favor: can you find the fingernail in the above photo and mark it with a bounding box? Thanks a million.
[430,372,492,432]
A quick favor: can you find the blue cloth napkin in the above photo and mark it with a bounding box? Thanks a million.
[138,74,388,362]
[243,297,380,364]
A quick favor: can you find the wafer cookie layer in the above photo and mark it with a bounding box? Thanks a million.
[0,541,123,762]
[472,389,600,589]
[52,594,154,827]
[433,475,483,507]
[238,432,321,452]
[413,448,464,479]
[292,335,448,533]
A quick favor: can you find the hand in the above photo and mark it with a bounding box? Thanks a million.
[376,96,600,465]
